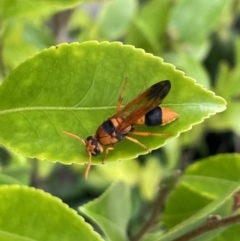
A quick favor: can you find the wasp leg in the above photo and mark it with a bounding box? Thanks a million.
[102,145,115,164]
[117,77,128,111]
[125,136,151,153]
[131,129,172,137]
[84,151,92,179]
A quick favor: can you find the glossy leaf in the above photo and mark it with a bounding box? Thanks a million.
[80,181,131,241]
[0,185,104,241]
[0,41,226,167]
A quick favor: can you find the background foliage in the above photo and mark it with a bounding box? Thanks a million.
[0,0,240,241]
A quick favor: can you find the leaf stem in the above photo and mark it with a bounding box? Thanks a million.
[172,213,240,241]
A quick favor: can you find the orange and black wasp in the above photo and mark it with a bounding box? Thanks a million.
[63,78,179,178]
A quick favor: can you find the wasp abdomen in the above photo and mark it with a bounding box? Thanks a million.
[145,106,162,126]
[145,106,179,126]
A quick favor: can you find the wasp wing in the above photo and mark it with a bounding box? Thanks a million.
[111,80,171,134]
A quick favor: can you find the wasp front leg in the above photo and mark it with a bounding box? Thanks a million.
[102,144,115,164]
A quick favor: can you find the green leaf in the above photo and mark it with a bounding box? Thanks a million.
[163,52,210,89]
[158,181,240,241]
[0,173,23,185]
[160,154,240,241]
[0,0,81,19]
[2,18,54,72]
[211,224,240,241]
[0,41,226,167]
[138,157,163,201]
[97,0,138,40]
[126,0,170,53]
[169,0,231,43]
[80,181,131,241]
[0,185,104,241]
[185,154,240,184]
[0,149,31,185]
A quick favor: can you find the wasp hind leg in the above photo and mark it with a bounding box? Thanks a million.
[125,136,151,153]
[125,129,172,153]
[131,129,172,137]
[117,77,128,111]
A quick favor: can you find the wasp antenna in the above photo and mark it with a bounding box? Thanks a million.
[84,152,92,179]
[62,131,86,146]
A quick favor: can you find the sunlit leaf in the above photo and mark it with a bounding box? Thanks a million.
[0,41,226,167]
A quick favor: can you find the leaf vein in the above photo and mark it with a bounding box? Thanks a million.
[43,111,64,142]
[20,112,44,149]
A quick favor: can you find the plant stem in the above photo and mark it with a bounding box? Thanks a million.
[173,213,240,241]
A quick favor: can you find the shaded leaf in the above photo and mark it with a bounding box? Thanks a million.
[97,0,138,40]
[169,0,231,43]
[208,38,240,134]
[126,0,170,53]
[211,224,240,241]
[0,173,23,185]
[80,181,131,241]
[158,181,240,241]
[160,154,240,241]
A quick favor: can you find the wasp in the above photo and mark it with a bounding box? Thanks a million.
[63,78,179,178]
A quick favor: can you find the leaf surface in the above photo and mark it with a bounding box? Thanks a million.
[0,185,104,241]
[0,0,81,19]
[159,154,240,241]
[0,41,226,166]
[80,181,131,241]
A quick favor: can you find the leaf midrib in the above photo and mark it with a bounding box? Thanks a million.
[0,103,226,115]
[0,106,116,114]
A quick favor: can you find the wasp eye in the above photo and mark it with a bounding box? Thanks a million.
[86,136,93,141]
[86,136,102,156]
